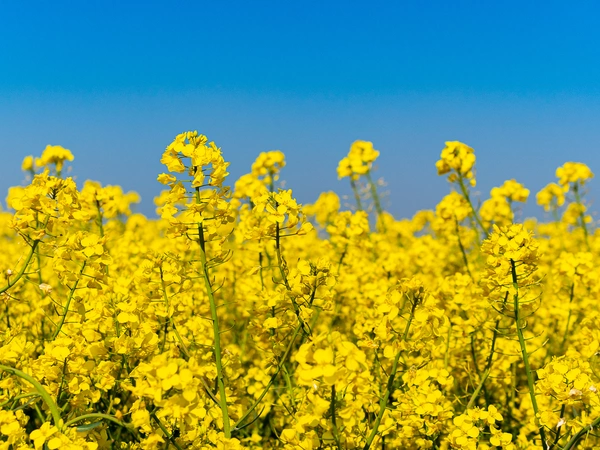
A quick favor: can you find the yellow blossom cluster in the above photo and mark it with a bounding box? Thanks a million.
[0,135,598,449]
[336,140,379,180]
[556,162,594,188]
[435,141,477,186]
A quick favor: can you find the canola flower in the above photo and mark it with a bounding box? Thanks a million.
[0,137,597,449]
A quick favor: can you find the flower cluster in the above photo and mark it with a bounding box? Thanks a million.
[556,162,594,188]
[435,141,476,185]
[336,140,379,180]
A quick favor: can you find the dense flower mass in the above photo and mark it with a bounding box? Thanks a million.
[0,136,598,449]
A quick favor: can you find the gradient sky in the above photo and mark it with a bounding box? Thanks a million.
[1,0,600,220]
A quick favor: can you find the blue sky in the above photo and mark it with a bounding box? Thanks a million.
[1,1,599,220]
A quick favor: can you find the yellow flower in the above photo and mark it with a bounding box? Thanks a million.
[556,161,594,187]
[30,422,59,450]
[536,182,566,211]
[436,140,476,185]
[21,155,34,171]
[35,145,74,172]
[336,140,379,180]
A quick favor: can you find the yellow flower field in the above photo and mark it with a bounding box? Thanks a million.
[0,135,598,449]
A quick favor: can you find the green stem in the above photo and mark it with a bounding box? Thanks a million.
[159,266,171,353]
[330,384,342,450]
[365,171,385,232]
[197,220,231,438]
[95,199,105,238]
[52,261,86,340]
[573,183,590,250]
[467,292,508,409]
[363,297,419,450]
[0,365,62,428]
[457,175,486,237]
[468,334,490,405]
[548,404,565,450]
[1,214,50,296]
[234,279,319,433]
[0,240,41,294]
[559,282,575,353]
[444,324,452,370]
[151,412,183,450]
[233,324,303,432]
[350,178,364,211]
[454,217,472,280]
[159,268,191,360]
[64,413,133,429]
[562,414,600,450]
[275,221,308,334]
[510,259,548,449]
[2,391,40,408]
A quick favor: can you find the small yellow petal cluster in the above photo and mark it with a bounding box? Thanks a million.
[435,141,476,185]
[303,192,340,228]
[233,151,285,203]
[479,180,528,228]
[80,180,140,219]
[21,155,34,172]
[480,224,539,300]
[537,356,598,406]
[490,179,530,203]
[33,145,75,173]
[556,162,594,187]
[247,189,313,240]
[481,224,538,265]
[251,150,286,186]
[536,182,566,211]
[435,192,470,223]
[156,131,233,241]
[562,202,592,226]
[336,140,379,180]
[450,406,513,450]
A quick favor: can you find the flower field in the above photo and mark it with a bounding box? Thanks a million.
[1,135,599,449]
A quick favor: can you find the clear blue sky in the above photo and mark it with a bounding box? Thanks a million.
[1,1,600,220]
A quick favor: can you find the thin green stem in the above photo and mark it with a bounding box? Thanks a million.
[234,279,319,433]
[195,183,230,438]
[52,261,86,340]
[1,214,50,295]
[2,391,39,409]
[159,266,171,353]
[467,292,508,409]
[573,183,590,250]
[444,324,452,370]
[363,297,419,450]
[233,324,303,432]
[559,282,575,353]
[65,413,133,429]
[510,259,548,449]
[275,221,308,334]
[548,404,565,450]
[159,267,190,359]
[563,415,600,450]
[197,220,231,438]
[350,178,364,211]
[151,412,183,450]
[0,365,62,428]
[95,199,105,238]
[468,334,490,405]
[330,384,342,450]
[457,175,486,237]
[454,217,472,280]
[0,240,41,294]
[365,171,385,232]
